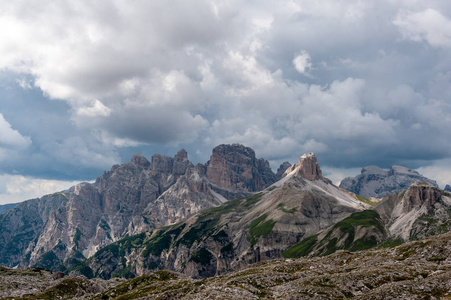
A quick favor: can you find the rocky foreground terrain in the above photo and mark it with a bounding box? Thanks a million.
[340,165,438,198]
[1,232,450,299]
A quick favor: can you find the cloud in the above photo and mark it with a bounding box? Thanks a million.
[0,0,450,195]
[76,99,111,117]
[293,51,313,76]
[0,174,81,204]
[394,8,451,48]
[0,113,31,150]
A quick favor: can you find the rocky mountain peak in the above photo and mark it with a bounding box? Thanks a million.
[286,152,322,180]
[131,153,150,168]
[175,148,188,159]
[389,165,418,176]
[444,184,451,192]
[276,161,292,179]
[340,164,438,198]
[401,181,440,213]
[361,165,386,175]
[205,144,278,196]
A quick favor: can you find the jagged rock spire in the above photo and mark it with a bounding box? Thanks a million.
[284,152,322,180]
[402,181,439,213]
[131,153,150,168]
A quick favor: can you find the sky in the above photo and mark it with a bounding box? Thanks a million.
[1,0,451,204]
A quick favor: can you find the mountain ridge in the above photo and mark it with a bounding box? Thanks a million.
[0,144,285,270]
[339,165,438,198]
[80,152,368,279]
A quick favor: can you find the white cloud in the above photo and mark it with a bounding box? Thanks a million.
[0,113,31,150]
[417,159,451,189]
[0,174,81,204]
[394,8,451,48]
[293,51,313,76]
[0,0,450,192]
[76,99,111,117]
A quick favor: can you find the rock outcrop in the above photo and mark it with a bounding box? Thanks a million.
[339,165,438,197]
[374,181,451,240]
[0,144,280,271]
[282,181,451,258]
[205,144,278,198]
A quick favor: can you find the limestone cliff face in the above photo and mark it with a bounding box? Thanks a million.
[0,193,69,267]
[205,144,278,198]
[0,144,280,270]
[339,165,438,198]
[281,181,451,258]
[374,181,451,241]
[86,152,368,279]
[287,152,323,180]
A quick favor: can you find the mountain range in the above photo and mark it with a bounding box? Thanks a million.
[1,144,450,299]
[0,144,287,270]
[66,152,451,280]
[339,165,438,198]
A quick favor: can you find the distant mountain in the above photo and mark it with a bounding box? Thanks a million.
[283,181,451,258]
[445,184,451,192]
[0,203,18,214]
[81,153,368,279]
[339,165,438,197]
[0,144,283,270]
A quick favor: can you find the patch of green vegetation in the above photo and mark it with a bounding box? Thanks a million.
[115,265,135,279]
[380,238,404,248]
[303,210,386,256]
[243,192,264,208]
[93,271,184,300]
[140,223,186,258]
[246,214,276,246]
[73,228,82,248]
[334,210,384,233]
[25,277,93,299]
[348,236,378,251]
[190,248,213,265]
[283,234,319,258]
[323,238,339,256]
[277,203,297,213]
[67,263,94,278]
[179,218,219,248]
[95,232,146,261]
[355,194,377,207]
[32,251,64,271]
